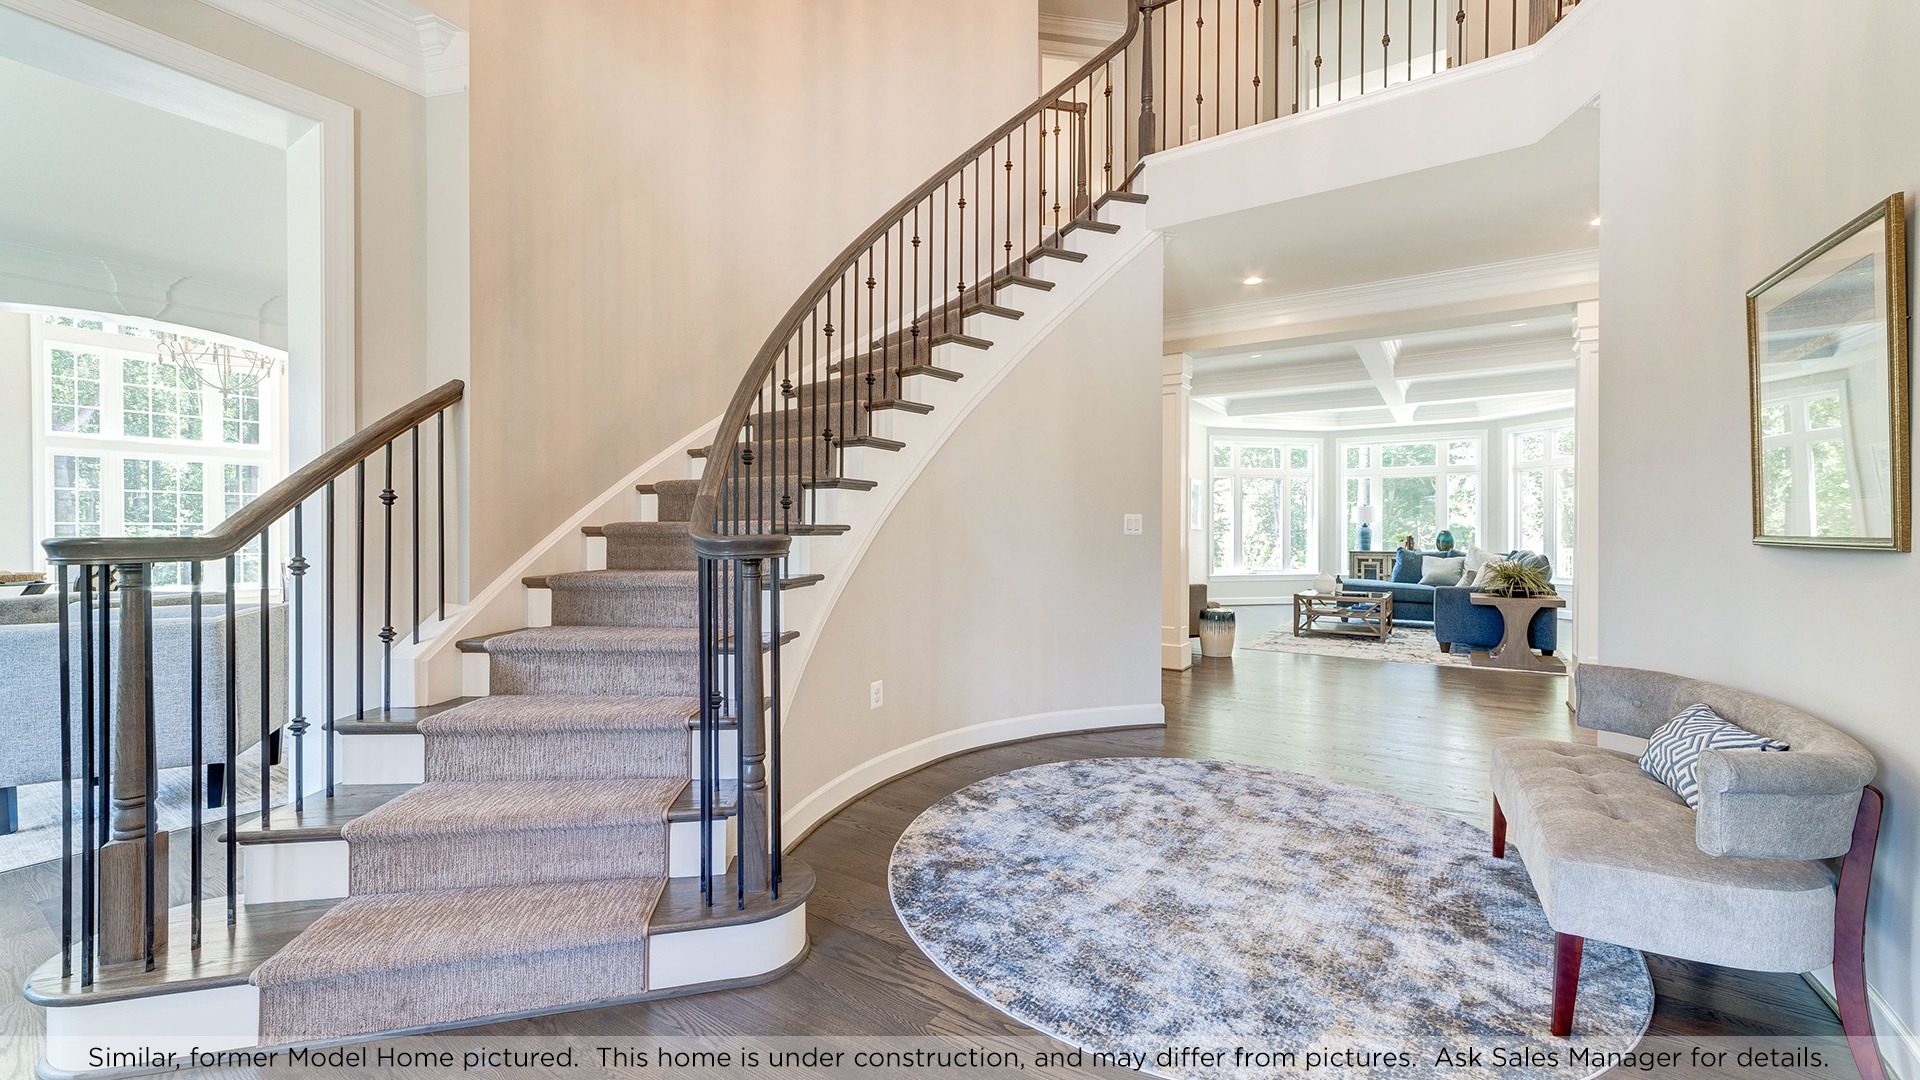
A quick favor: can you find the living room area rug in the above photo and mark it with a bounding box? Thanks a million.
[1240,626,1473,667]
[890,758,1653,1080]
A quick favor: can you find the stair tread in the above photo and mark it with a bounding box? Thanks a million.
[837,435,905,451]
[228,784,415,844]
[544,569,698,590]
[1098,189,1148,205]
[343,778,683,840]
[994,273,1055,292]
[1063,217,1121,234]
[803,477,876,491]
[420,694,698,735]
[866,398,933,414]
[779,573,825,589]
[649,859,815,935]
[668,778,739,822]
[251,879,666,986]
[459,625,698,654]
[581,520,691,538]
[1029,245,1088,262]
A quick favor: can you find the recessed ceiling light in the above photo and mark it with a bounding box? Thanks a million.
[1589,216,1602,227]
[1251,353,1262,358]
[1510,322,1526,327]
[1242,276,1264,286]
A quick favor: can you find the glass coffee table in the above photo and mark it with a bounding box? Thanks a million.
[1291,589,1393,644]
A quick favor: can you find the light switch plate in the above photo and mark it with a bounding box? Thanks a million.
[1123,513,1143,535]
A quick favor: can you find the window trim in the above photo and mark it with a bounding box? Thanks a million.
[1209,435,1320,576]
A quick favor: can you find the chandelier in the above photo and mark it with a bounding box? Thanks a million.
[155,334,280,395]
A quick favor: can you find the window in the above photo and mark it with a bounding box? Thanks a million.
[1211,439,1317,574]
[1510,422,1575,577]
[1759,386,1860,537]
[1341,436,1481,550]
[31,310,285,586]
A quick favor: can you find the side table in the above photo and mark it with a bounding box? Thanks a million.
[1468,593,1566,673]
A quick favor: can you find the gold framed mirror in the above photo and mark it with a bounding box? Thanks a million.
[1749,193,1910,550]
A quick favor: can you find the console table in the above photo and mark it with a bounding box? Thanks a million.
[1469,593,1566,672]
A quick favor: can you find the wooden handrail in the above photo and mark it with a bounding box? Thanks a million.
[688,5,1144,557]
[42,379,465,565]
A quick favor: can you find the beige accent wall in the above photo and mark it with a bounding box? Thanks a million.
[464,0,1039,585]
[783,238,1164,827]
[1596,0,1920,1036]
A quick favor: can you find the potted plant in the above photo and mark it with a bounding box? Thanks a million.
[1478,559,1555,598]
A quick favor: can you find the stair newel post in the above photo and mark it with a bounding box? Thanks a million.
[735,556,772,905]
[100,561,167,966]
[1139,0,1158,155]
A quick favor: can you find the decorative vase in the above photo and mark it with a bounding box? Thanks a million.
[1435,530,1454,552]
[1198,608,1237,658]
[1357,523,1372,551]
[1313,572,1338,593]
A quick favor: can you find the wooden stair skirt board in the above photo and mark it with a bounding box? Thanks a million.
[28,864,812,1073]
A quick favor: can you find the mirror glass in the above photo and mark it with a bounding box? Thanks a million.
[1750,196,1908,549]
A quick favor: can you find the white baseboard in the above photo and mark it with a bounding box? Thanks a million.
[1805,969,1919,1080]
[44,984,259,1073]
[782,703,1165,845]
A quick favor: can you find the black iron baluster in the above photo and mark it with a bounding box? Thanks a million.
[438,411,446,622]
[290,507,308,815]
[325,481,336,797]
[260,530,271,825]
[141,569,157,972]
[224,556,238,925]
[769,554,783,895]
[412,425,421,644]
[1359,0,1366,92]
[78,564,94,986]
[380,442,396,713]
[96,565,110,844]
[355,462,366,725]
[697,560,713,901]
[189,560,204,949]
[1294,0,1302,112]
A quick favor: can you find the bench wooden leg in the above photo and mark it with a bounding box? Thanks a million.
[1552,933,1583,1037]
[1492,796,1507,858]
[1835,786,1887,1080]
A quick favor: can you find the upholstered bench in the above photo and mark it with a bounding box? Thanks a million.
[1489,664,1885,1080]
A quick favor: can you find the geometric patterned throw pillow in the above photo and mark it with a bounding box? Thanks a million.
[1640,703,1791,809]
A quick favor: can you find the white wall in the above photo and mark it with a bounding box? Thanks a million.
[1596,0,1920,1042]
[0,55,287,345]
[784,240,1164,837]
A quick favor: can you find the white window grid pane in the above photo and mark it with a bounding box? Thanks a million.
[52,454,103,538]
[1211,439,1319,573]
[49,350,103,434]
[121,356,207,442]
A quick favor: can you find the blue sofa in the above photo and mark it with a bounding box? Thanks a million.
[1434,550,1558,655]
[1336,547,1463,625]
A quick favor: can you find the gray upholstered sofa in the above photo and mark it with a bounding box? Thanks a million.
[0,594,288,833]
[1489,664,1883,1070]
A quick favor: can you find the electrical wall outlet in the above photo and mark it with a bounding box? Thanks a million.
[869,680,884,709]
[1123,513,1143,535]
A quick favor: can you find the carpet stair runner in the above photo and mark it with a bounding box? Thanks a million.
[249,475,718,1043]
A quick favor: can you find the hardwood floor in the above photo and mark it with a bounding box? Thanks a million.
[0,648,1849,1076]
[471,648,1845,1044]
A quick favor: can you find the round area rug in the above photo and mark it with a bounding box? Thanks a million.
[889,758,1652,1080]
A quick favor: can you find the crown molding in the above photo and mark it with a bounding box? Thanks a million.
[198,0,468,96]
[1165,248,1600,344]
[1039,12,1127,45]
[0,236,288,347]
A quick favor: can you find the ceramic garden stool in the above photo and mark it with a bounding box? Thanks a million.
[1198,607,1236,657]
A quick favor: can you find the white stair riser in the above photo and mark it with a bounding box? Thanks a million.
[525,586,553,628]
[242,840,351,905]
[583,533,608,570]
[649,903,806,990]
[666,817,735,878]
[638,491,658,521]
[336,733,425,786]
[45,984,260,1074]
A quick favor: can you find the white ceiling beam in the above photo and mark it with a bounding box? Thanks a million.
[1353,339,1415,424]
[1190,356,1370,398]
[196,0,468,96]
[1164,248,1600,346]
[1224,387,1388,416]
[1403,368,1576,405]
[1394,337,1578,379]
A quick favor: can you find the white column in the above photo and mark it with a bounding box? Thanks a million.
[1573,300,1601,669]
[1162,353,1194,671]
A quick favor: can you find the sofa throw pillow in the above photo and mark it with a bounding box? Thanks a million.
[1419,555,1465,586]
[1393,548,1460,583]
[1471,556,1510,591]
[1640,704,1790,809]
